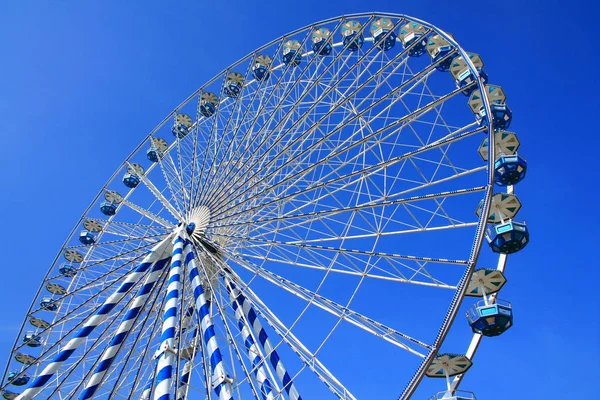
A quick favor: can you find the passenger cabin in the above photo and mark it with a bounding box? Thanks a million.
[225,72,244,98]
[494,155,527,186]
[200,92,219,117]
[340,20,364,51]
[449,53,488,95]
[282,40,303,66]
[489,220,529,254]
[467,299,513,336]
[370,18,396,51]
[172,113,193,138]
[398,21,427,57]
[312,28,332,56]
[252,55,272,81]
[426,34,456,71]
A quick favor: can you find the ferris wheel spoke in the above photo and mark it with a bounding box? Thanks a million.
[44,283,160,400]
[204,38,439,211]
[105,268,170,399]
[194,56,292,209]
[211,124,483,227]
[206,43,455,213]
[131,163,184,222]
[65,233,167,251]
[14,239,173,400]
[120,199,175,228]
[155,149,190,213]
[9,252,150,365]
[220,236,466,290]
[54,240,156,283]
[78,246,172,399]
[53,266,169,400]
[174,128,194,207]
[223,252,431,357]
[209,76,477,221]
[189,79,252,212]
[200,21,399,208]
[223,269,356,400]
[228,233,469,263]
[212,161,485,240]
[236,252,455,288]
[213,186,485,231]
[83,218,171,239]
[193,84,283,210]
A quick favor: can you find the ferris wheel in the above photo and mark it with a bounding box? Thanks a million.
[1,12,529,400]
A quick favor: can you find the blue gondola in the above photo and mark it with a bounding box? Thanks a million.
[100,200,117,216]
[312,28,332,56]
[427,34,456,72]
[479,103,512,131]
[22,333,41,347]
[489,220,529,254]
[371,18,396,51]
[282,40,302,67]
[313,40,332,56]
[494,154,527,186]
[225,72,244,98]
[7,371,30,387]
[146,147,160,162]
[200,92,219,118]
[341,20,364,52]
[399,22,427,57]
[40,297,58,312]
[59,264,77,278]
[252,55,272,81]
[122,173,140,188]
[172,113,193,139]
[467,299,513,336]
[458,69,488,96]
[79,230,96,245]
[172,124,189,138]
[449,53,488,96]
[432,49,455,72]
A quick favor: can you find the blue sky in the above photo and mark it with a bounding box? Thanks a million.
[0,1,597,399]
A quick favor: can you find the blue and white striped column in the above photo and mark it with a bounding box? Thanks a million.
[224,279,276,400]
[80,247,172,399]
[16,238,173,400]
[176,328,199,400]
[153,236,185,400]
[141,360,158,400]
[223,276,302,400]
[175,360,192,400]
[184,243,234,400]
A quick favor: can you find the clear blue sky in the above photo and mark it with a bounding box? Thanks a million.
[0,1,597,399]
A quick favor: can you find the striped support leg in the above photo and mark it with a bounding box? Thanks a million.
[175,361,192,400]
[141,360,159,400]
[224,279,276,400]
[16,238,173,400]
[176,328,199,400]
[79,250,171,399]
[184,243,234,400]
[223,276,302,400]
[153,236,185,400]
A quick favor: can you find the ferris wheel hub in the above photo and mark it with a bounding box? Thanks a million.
[186,206,211,236]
